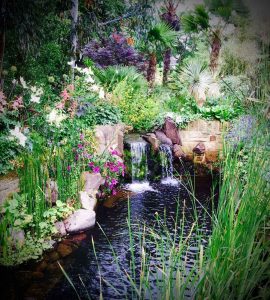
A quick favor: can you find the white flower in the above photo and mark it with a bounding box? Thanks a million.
[30,86,43,103]
[9,126,27,147]
[30,94,41,103]
[84,75,95,83]
[20,77,27,89]
[90,84,100,92]
[67,60,75,67]
[99,88,105,99]
[47,109,67,127]
[175,116,183,123]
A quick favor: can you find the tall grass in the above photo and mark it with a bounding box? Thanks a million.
[196,118,270,299]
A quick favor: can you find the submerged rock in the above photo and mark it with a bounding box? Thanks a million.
[64,209,96,234]
[57,243,73,258]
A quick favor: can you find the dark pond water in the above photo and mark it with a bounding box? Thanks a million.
[1,176,216,300]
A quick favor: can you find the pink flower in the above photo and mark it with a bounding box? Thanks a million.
[93,166,100,173]
[78,144,84,149]
[80,133,84,140]
[56,101,65,109]
[112,189,117,195]
[67,165,71,172]
[61,89,70,101]
[89,162,95,167]
[110,149,119,156]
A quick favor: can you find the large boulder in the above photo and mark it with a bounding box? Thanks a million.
[79,191,97,210]
[94,124,125,156]
[155,130,173,146]
[54,221,67,236]
[81,172,105,194]
[163,118,182,145]
[173,144,186,158]
[64,209,96,234]
[142,133,160,151]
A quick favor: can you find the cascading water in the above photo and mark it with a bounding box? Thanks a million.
[126,140,154,192]
[130,141,148,182]
[159,144,178,185]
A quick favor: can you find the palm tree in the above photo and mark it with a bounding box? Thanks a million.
[182,1,248,74]
[146,22,179,87]
[160,0,181,84]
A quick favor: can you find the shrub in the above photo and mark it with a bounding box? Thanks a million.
[112,81,161,132]
[83,33,147,73]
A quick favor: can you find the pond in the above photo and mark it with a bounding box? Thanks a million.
[1,138,217,299]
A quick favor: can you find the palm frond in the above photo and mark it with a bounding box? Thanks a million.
[148,22,179,48]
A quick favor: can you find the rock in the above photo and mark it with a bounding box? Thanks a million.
[81,172,105,194]
[64,209,96,234]
[79,191,97,210]
[57,243,73,258]
[173,144,186,158]
[193,143,206,154]
[95,124,125,156]
[45,251,60,262]
[142,133,160,151]
[10,228,25,247]
[45,179,58,204]
[32,271,44,279]
[54,221,66,236]
[163,118,182,145]
[0,175,19,206]
[155,130,173,146]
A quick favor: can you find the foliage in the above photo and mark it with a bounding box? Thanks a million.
[76,102,122,128]
[199,96,243,121]
[197,118,270,299]
[93,65,148,92]
[112,80,161,132]
[83,33,147,73]
[0,134,23,175]
[0,193,74,266]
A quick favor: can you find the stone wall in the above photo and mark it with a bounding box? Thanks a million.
[179,120,228,163]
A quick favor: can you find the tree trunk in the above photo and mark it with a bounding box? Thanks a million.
[0,0,7,85]
[147,52,157,87]
[71,0,78,81]
[210,33,221,74]
[162,48,171,85]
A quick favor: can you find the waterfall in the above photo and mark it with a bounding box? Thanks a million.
[159,144,178,185]
[126,140,154,192]
[130,141,148,182]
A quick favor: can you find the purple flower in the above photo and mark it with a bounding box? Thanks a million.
[111,149,119,156]
[111,178,118,185]
[112,189,117,195]
[78,144,84,149]
[67,165,71,172]
[89,162,95,167]
[93,166,100,173]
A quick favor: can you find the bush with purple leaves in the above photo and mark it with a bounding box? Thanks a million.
[83,33,147,73]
